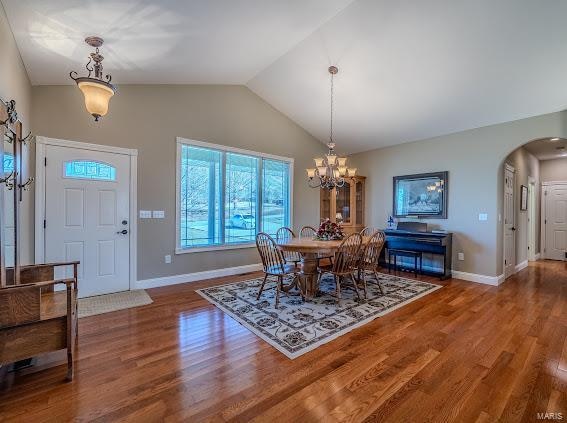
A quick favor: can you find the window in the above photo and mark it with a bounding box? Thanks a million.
[64,160,116,181]
[176,138,293,252]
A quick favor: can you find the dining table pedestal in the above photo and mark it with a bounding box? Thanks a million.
[297,252,320,300]
[277,236,369,302]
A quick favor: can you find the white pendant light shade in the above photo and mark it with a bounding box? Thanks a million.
[77,80,115,121]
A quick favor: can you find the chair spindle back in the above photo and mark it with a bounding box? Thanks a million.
[300,226,317,239]
[361,231,386,269]
[333,233,363,275]
[276,227,301,263]
[256,233,286,274]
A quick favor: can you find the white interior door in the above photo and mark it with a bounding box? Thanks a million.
[504,166,516,278]
[44,145,131,298]
[545,184,567,261]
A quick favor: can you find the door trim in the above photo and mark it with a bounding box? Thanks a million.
[503,163,515,278]
[34,136,138,290]
[527,176,536,261]
[541,180,567,260]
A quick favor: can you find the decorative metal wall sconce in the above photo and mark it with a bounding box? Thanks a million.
[70,36,116,121]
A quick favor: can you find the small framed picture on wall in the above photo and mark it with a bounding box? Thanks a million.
[520,185,528,211]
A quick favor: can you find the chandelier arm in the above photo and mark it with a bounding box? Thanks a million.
[308,178,322,189]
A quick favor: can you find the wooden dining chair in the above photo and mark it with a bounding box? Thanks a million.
[276,227,301,268]
[318,233,363,302]
[356,231,386,298]
[256,233,298,308]
[299,226,317,238]
[360,227,379,237]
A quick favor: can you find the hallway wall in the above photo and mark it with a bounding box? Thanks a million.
[540,157,567,182]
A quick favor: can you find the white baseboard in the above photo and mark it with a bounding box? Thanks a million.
[137,260,511,291]
[514,260,528,273]
[392,260,505,286]
[534,253,541,261]
[451,270,504,286]
[135,263,263,290]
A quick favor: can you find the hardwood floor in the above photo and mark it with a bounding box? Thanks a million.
[1,261,566,422]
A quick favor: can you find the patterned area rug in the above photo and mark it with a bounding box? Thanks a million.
[78,290,153,318]
[197,273,441,359]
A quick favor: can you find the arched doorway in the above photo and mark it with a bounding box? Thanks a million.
[500,135,567,280]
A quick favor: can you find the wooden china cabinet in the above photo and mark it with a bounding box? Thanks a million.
[320,175,366,234]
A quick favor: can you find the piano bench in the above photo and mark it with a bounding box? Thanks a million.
[388,249,423,277]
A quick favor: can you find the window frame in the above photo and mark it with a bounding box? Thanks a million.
[175,137,294,254]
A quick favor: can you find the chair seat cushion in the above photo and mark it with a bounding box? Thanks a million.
[266,264,297,275]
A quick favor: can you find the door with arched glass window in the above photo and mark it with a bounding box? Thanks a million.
[44,144,131,297]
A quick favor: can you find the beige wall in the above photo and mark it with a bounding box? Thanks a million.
[32,85,325,280]
[350,111,567,277]
[540,157,567,182]
[504,147,540,264]
[0,4,34,264]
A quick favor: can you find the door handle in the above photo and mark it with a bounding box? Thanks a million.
[511,227,516,231]
[117,229,128,235]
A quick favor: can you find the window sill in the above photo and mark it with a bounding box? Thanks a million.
[175,243,256,254]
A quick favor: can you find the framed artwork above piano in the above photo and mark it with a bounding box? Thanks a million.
[393,171,448,219]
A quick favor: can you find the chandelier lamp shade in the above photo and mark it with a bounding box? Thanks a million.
[70,36,116,121]
[306,66,356,190]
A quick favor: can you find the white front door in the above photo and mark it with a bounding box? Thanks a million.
[44,144,131,298]
[504,166,516,278]
[545,184,567,261]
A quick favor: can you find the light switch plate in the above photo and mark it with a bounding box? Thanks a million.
[478,213,488,221]
[139,210,152,219]
[164,255,172,264]
[153,210,165,219]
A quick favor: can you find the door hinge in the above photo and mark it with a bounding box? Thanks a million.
[44,157,47,166]
[43,219,46,229]
[505,259,507,265]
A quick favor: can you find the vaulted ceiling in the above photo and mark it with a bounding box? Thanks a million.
[3,0,567,154]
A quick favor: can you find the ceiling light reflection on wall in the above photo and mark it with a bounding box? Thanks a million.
[69,37,116,121]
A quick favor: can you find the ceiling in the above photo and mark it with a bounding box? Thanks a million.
[524,138,567,161]
[1,0,353,84]
[3,0,567,154]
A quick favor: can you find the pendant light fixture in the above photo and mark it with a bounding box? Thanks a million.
[70,36,116,121]
[306,66,356,190]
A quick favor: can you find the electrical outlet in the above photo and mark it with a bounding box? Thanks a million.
[478,213,488,221]
[164,255,171,264]
[153,210,165,219]
[458,252,465,261]
[139,210,152,219]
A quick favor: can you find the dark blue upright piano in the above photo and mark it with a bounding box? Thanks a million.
[380,222,453,280]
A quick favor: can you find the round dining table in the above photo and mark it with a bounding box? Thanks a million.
[277,236,370,301]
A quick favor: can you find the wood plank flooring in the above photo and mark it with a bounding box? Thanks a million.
[1,261,566,422]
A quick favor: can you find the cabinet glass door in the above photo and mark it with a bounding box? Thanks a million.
[336,182,351,224]
[320,188,331,220]
[355,180,364,225]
